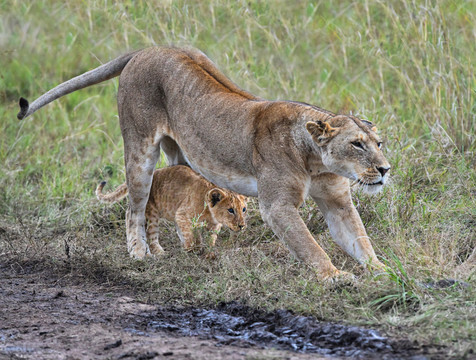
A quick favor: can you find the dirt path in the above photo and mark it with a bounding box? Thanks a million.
[0,260,446,359]
[0,261,325,360]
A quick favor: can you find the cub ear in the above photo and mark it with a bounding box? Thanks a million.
[207,188,226,207]
[306,121,338,145]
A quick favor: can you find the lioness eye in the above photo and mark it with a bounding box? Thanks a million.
[228,208,235,214]
[351,141,364,150]
[243,207,246,213]
[377,142,382,149]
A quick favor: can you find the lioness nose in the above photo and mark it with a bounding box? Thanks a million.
[377,166,390,176]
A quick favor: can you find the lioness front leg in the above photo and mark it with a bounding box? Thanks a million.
[257,181,348,280]
[310,175,386,271]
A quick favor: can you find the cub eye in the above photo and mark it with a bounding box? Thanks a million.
[228,208,235,214]
[243,207,246,213]
[351,141,365,150]
[377,142,383,149]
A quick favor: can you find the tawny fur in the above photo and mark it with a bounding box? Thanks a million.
[96,165,247,253]
[18,46,391,280]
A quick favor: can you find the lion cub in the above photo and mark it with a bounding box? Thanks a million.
[96,165,247,255]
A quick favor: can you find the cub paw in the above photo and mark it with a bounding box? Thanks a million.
[149,242,165,256]
[204,251,217,260]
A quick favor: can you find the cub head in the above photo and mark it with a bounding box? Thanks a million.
[306,114,390,194]
[206,188,248,231]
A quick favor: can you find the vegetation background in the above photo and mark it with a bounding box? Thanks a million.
[1,0,475,357]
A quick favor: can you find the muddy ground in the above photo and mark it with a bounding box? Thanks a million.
[0,260,447,360]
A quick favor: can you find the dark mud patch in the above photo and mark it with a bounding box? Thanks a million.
[145,302,443,359]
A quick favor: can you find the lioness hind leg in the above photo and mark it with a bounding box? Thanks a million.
[118,59,168,259]
[123,144,161,259]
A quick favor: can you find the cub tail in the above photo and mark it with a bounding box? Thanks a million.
[96,181,129,203]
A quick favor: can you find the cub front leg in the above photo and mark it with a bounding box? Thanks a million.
[174,208,198,251]
[257,178,349,281]
[310,174,386,271]
[207,223,222,247]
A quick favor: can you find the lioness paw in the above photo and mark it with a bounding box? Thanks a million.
[318,268,356,283]
[129,240,152,260]
[328,270,356,284]
[365,259,390,277]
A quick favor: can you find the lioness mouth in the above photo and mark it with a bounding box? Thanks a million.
[358,180,383,186]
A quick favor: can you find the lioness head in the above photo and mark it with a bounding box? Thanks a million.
[306,115,390,194]
[206,188,248,231]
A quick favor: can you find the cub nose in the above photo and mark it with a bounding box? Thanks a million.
[377,166,390,176]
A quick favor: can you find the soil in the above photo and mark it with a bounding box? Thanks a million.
[0,260,446,360]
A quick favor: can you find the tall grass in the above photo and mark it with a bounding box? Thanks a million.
[1,0,475,357]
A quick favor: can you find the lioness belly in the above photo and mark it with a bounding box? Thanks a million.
[183,154,258,197]
[198,167,258,197]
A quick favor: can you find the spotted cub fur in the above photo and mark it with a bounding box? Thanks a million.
[96,165,247,255]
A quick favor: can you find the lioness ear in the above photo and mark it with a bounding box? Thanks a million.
[306,121,337,145]
[361,119,378,132]
[207,188,226,207]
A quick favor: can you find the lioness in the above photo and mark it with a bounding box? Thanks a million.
[97,165,247,253]
[18,46,390,280]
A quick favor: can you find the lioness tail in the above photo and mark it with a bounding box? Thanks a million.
[17,50,141,120]
[96,181,129,203]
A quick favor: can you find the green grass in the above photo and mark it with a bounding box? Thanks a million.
[1,0,475,357]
